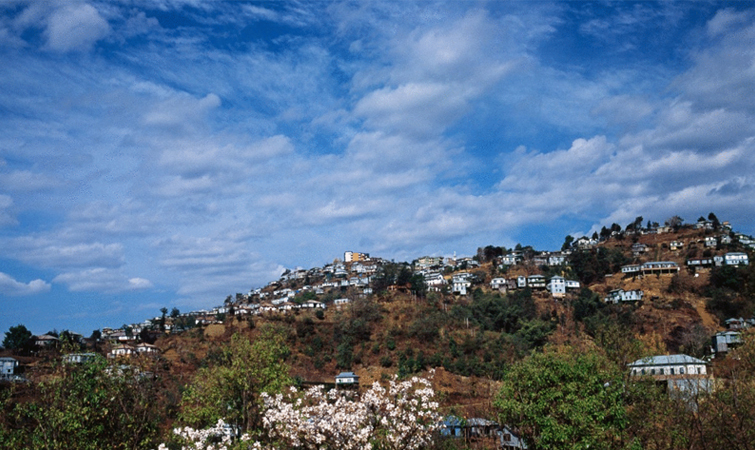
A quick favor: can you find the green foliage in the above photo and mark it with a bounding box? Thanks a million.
[706,264,755,320]
[2,324,32,352]
[494,348,627,450]
[569,247,629,284]
[453,289,537,334]
[0,356,163,450]
[179,326,291,432]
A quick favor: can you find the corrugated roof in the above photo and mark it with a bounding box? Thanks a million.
[628,354,706,367]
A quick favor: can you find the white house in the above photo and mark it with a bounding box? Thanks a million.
[725,252,749,266]
[548,253,566,266]
[335,371,359,386]
[628,354,707,377]
[62,353,97,364]
[0,357,18,376]
[109,344,135,358]
[604,289,643,304]
[136,343,160,356]
[547,276,566,298]
[333,298,351,308]
[490,278,508,290]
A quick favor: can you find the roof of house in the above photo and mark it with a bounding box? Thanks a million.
[336,371,359,378]
[628,354,707,367]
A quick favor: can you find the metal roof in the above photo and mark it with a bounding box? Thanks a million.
[628,354,707,367]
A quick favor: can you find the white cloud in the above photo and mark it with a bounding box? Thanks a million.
[5,238,125,269]
[0,272,51,296]
[707,8,748,37]
[44,3,110,52]
[53,268,152,293]
[0,194,16,227]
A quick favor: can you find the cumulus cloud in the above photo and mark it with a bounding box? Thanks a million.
[0,272,51,296]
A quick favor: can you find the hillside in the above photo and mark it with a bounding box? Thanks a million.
[3,218,755,449]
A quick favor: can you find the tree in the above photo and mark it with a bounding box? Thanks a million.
[2,324,32,352]
[708,212,721,229]
[494,347,626,450]
[178,325,292,432]
[170,307,180,319]
[665,215,684,230]
[561,235,574,251]
[409,274,427,299]
[0,356,164,450]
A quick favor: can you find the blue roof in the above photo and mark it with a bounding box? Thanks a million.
[628,354,706,367]
[336,372,358,378]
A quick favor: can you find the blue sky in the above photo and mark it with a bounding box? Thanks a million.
[1,1,755,336]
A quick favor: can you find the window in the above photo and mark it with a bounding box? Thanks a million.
[680,368,685,374]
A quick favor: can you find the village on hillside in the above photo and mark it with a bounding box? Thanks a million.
[2,213,755,448]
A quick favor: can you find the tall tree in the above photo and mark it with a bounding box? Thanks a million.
[2,324,32,352]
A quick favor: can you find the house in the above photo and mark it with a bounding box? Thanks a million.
[344,251,369,262]
[425,272,447,288]
[62,353,97,364]
[35,334,59,347]
[490,278,507,290]
[725,317,754,330]
[526,274,546,289]
[686,258,715,268]
[0,357,18,377]
[546,276,580,298]
[604,289,643,304]
[499,425,528,449]
[576,236,598,248]
[416,256,444,269]
[333,298,351,308]
[548,253,566,266]
[136,343,160,356]
[547,276,566,298]
[621,262,680,276]
[629,354,708,377]
[724,252,749,266]
[453,273,473,296]
[704,236,717,248]
[712,331,742,354]
[669,240,684,251]
[335,371,359,386]
[516,276,527,288]
[631,243,648,256]
[109,344,135,358]
[628,354,713,397]
[440,416,502,441]
[501,253,522,266]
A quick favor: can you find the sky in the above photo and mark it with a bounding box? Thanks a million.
[1,1,755,336]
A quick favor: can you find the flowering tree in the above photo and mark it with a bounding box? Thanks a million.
[159,375,440,450]
[260,375,440,450]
